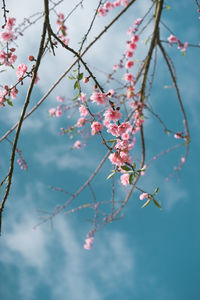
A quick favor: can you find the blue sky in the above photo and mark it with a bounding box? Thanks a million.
[0,0,200,299]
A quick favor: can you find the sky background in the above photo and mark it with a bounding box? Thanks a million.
[0,0,200,299]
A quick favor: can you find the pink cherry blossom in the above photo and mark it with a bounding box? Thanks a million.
[118,122,131,135]
[79,105,89,117]
[10,86,18,99]
[84,237,94,250]
[91,121,103,135]
[58,13,65,20]
[181,157,185,163]
[113,0,121,7]
[131,35,139,42]
[121,0,129,6]
[90,92,108,105]
[104,108,122,123]
[125,50,133,58]
[55,108,62,117]
[107,123,119,136]
[168,35,178,44]
[120,173,130,186]
[98,7,107,16]
[16,64,27,79]
[49,108,56,116]
[124,73,134,82]
[76,117,87,127]
[115,139,129,151]
[125,60,134,69]
[133,18,142,26]
[128,42,137,50]
[104,1,114,10]
[74,140,82,149]
[79,92,86,102]
[1,31,15,42]
[57,96,65,102]
[107,89,115,97]
[5,17,16,30]
[113,64,119,71]
[139,192,149,200]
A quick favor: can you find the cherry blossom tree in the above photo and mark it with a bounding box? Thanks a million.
[0,0,199,249]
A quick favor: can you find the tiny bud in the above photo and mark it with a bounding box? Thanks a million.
[83,77,89,83]
[4,85,8,90]
[28,55,35,61]
[10,48,16,52]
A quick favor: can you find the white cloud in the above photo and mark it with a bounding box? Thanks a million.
[0,183,135,300]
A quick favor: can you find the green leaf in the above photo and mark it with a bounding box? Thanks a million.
[74,80,79,90]
[107,172,115,180]
[68,75,76,80]
[153,198,162,209]
[105,139,117,143]
[141,198,151,208]
[121,165,131,171]
[153,187,159,195]
[132,162,136,170]
[72,92,80,101]
[129,173,134,184]
[78,72,84,80]
[6,99,13,106]
[166,5,171,11]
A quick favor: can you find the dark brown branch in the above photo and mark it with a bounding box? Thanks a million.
[0,0,48,235]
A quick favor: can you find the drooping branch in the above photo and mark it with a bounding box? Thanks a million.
[0,0,137,143]
[0,0,48,235]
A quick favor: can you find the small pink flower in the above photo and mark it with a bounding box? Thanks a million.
[58,13,65,20]
[127,27,133,35]
[1,31,15,42]
[84,237,94,250]
[79,92,86,102]
[128,42,137,50]
[125,60,134,69]
[181,157,185,163]
[113,0,121,7]
[103,1,114,10]
[91,121,103,135]
[90,92,108,105]
[76,117,87,127]
[5,17,16,30]
[131,35,139,42]
[124,73,134,82]
[79,105,89,117]
[113,64,119,71]
[125,50,133,58]
[139,192,149,200]
[168,35,178,44]
[55,108,62,117]
[104,108,122,123]
[107,89,115,97]
[121,0,129,6]
[49,108,56,116]
[74,140,82,149]
[10,86,18,99]
[16,64,27,79]
[107,123,119,136]
[120,173,130,186]
[83,77,89,83]
[57,96,65,102]
[98,7,107,16]
[133,18,142,26]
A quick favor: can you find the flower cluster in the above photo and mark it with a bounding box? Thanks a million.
[168,35,188,53]
[98,0,130,17]
[83,236,94,250]
[56,13,69,45]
